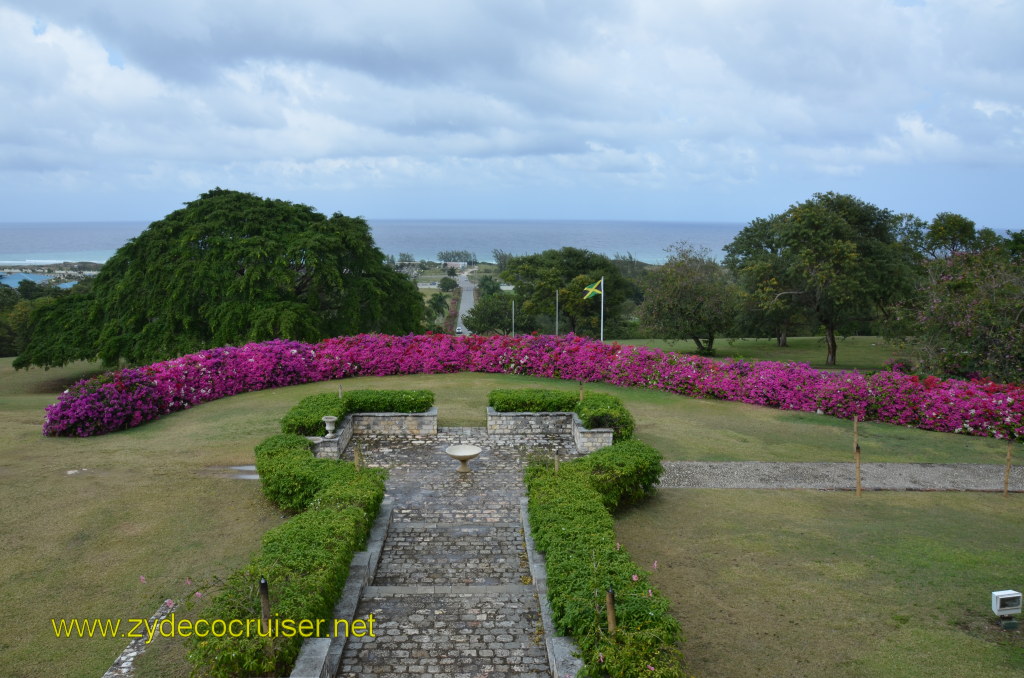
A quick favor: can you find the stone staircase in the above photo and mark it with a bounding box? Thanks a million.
[333,428,578,678]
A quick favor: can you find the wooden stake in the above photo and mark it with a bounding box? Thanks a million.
[605,588,617,635]
[579,381,584,403]
[259,576,271,636]
[1004,440,1014,498]
[553,448,560,473]
[854,415,862,497]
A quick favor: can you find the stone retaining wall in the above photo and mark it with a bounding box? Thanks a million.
[310,408,438,457]
[486,407,613,453]
[312,407,610,458]
[350,410,438,436]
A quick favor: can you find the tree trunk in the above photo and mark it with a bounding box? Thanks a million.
[825,325,837,365]
[692,336,715,356]
[777,326,788,347]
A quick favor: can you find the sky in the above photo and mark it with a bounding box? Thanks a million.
[1,0,1022,229]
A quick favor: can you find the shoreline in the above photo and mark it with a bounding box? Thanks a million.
[0,262,102,287]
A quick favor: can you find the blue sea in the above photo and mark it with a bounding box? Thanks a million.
[0,218,745,268]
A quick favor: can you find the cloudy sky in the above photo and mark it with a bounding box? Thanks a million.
[1,0,1021,228]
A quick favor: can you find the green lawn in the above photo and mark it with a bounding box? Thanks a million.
[0,358,1014,676]
[620,335,910,372]
[615,489,1024,678]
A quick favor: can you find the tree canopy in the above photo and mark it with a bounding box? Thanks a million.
[499,247,635,337]
[640,243,738,355]
[462,291,519,335]
[725,192,917,364]
[911,249,1024,382]
[15,188,423,367]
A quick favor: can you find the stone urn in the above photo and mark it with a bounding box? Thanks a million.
[322,415,338,439]
[445,444,482,473]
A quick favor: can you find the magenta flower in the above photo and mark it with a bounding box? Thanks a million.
[40,334,1024,443]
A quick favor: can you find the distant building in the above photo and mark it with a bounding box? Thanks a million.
[443,262,468,270]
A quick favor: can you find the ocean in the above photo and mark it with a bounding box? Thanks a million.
[0,218,745,267]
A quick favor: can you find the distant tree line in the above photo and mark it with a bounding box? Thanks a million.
[436,250,478,264]
[0,278,82,358]
[9,189,1021,384]
[648,192,1023,381]
[467,192,1022,383]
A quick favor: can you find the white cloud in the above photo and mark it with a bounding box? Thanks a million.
[0,0,1022,223]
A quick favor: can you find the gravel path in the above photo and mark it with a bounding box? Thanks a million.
[659,461,1024,492]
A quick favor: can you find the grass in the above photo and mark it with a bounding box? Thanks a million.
[413,264,454,283]
[615,489,1024,678]
[619,335,910,372]
[467,262,499,283]
[0,355,1014,676]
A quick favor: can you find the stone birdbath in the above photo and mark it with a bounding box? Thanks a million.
[445,444,482,473]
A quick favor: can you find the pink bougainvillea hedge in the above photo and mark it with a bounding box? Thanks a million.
[42,333,1024,440]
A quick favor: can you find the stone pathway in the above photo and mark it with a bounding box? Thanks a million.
[659,460,1024,491]
[336,428,581,678]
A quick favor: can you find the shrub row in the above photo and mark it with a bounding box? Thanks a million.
[42,333,1024,441]
[280,393,345,436]
[186,433,387,677]
[525,440,682,677]
[576,392,636,442]
[489,388,636,442]
[489,388,580,413]
[280,389,434,437]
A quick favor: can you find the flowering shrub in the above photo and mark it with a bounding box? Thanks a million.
[43,334,1024,441]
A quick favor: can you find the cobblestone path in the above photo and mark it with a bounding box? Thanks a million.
[337,427,580,678]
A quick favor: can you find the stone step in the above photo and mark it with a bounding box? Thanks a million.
[338,590,549,678]
[372,523,530,588]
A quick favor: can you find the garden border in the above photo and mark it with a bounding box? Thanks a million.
[486,407,614,453]
[309,408,439,457]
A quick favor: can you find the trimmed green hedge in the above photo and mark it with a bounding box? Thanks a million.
[489,388,579,413]
[280,393,345,436]
[187,433,387,677]
[489,388,635,442]
[576,392,635,442]
[342,389,433,414]
[525,440,683,677]
[280,389,434,437]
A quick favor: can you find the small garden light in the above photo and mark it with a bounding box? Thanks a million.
[992,590,1021,630]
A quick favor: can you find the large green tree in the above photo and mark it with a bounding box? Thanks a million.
[724,215,805,346]
[499,247,635,337]
[910,248,1024,382]
[15,188,423,367]
[640,243,739,355]
[725,192,917,365]
[462,291,519,335]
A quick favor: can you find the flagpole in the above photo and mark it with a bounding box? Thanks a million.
[555,289,559,336]
[600,276,604,342]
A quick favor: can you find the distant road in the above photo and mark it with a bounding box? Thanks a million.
[456,269,476,331]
